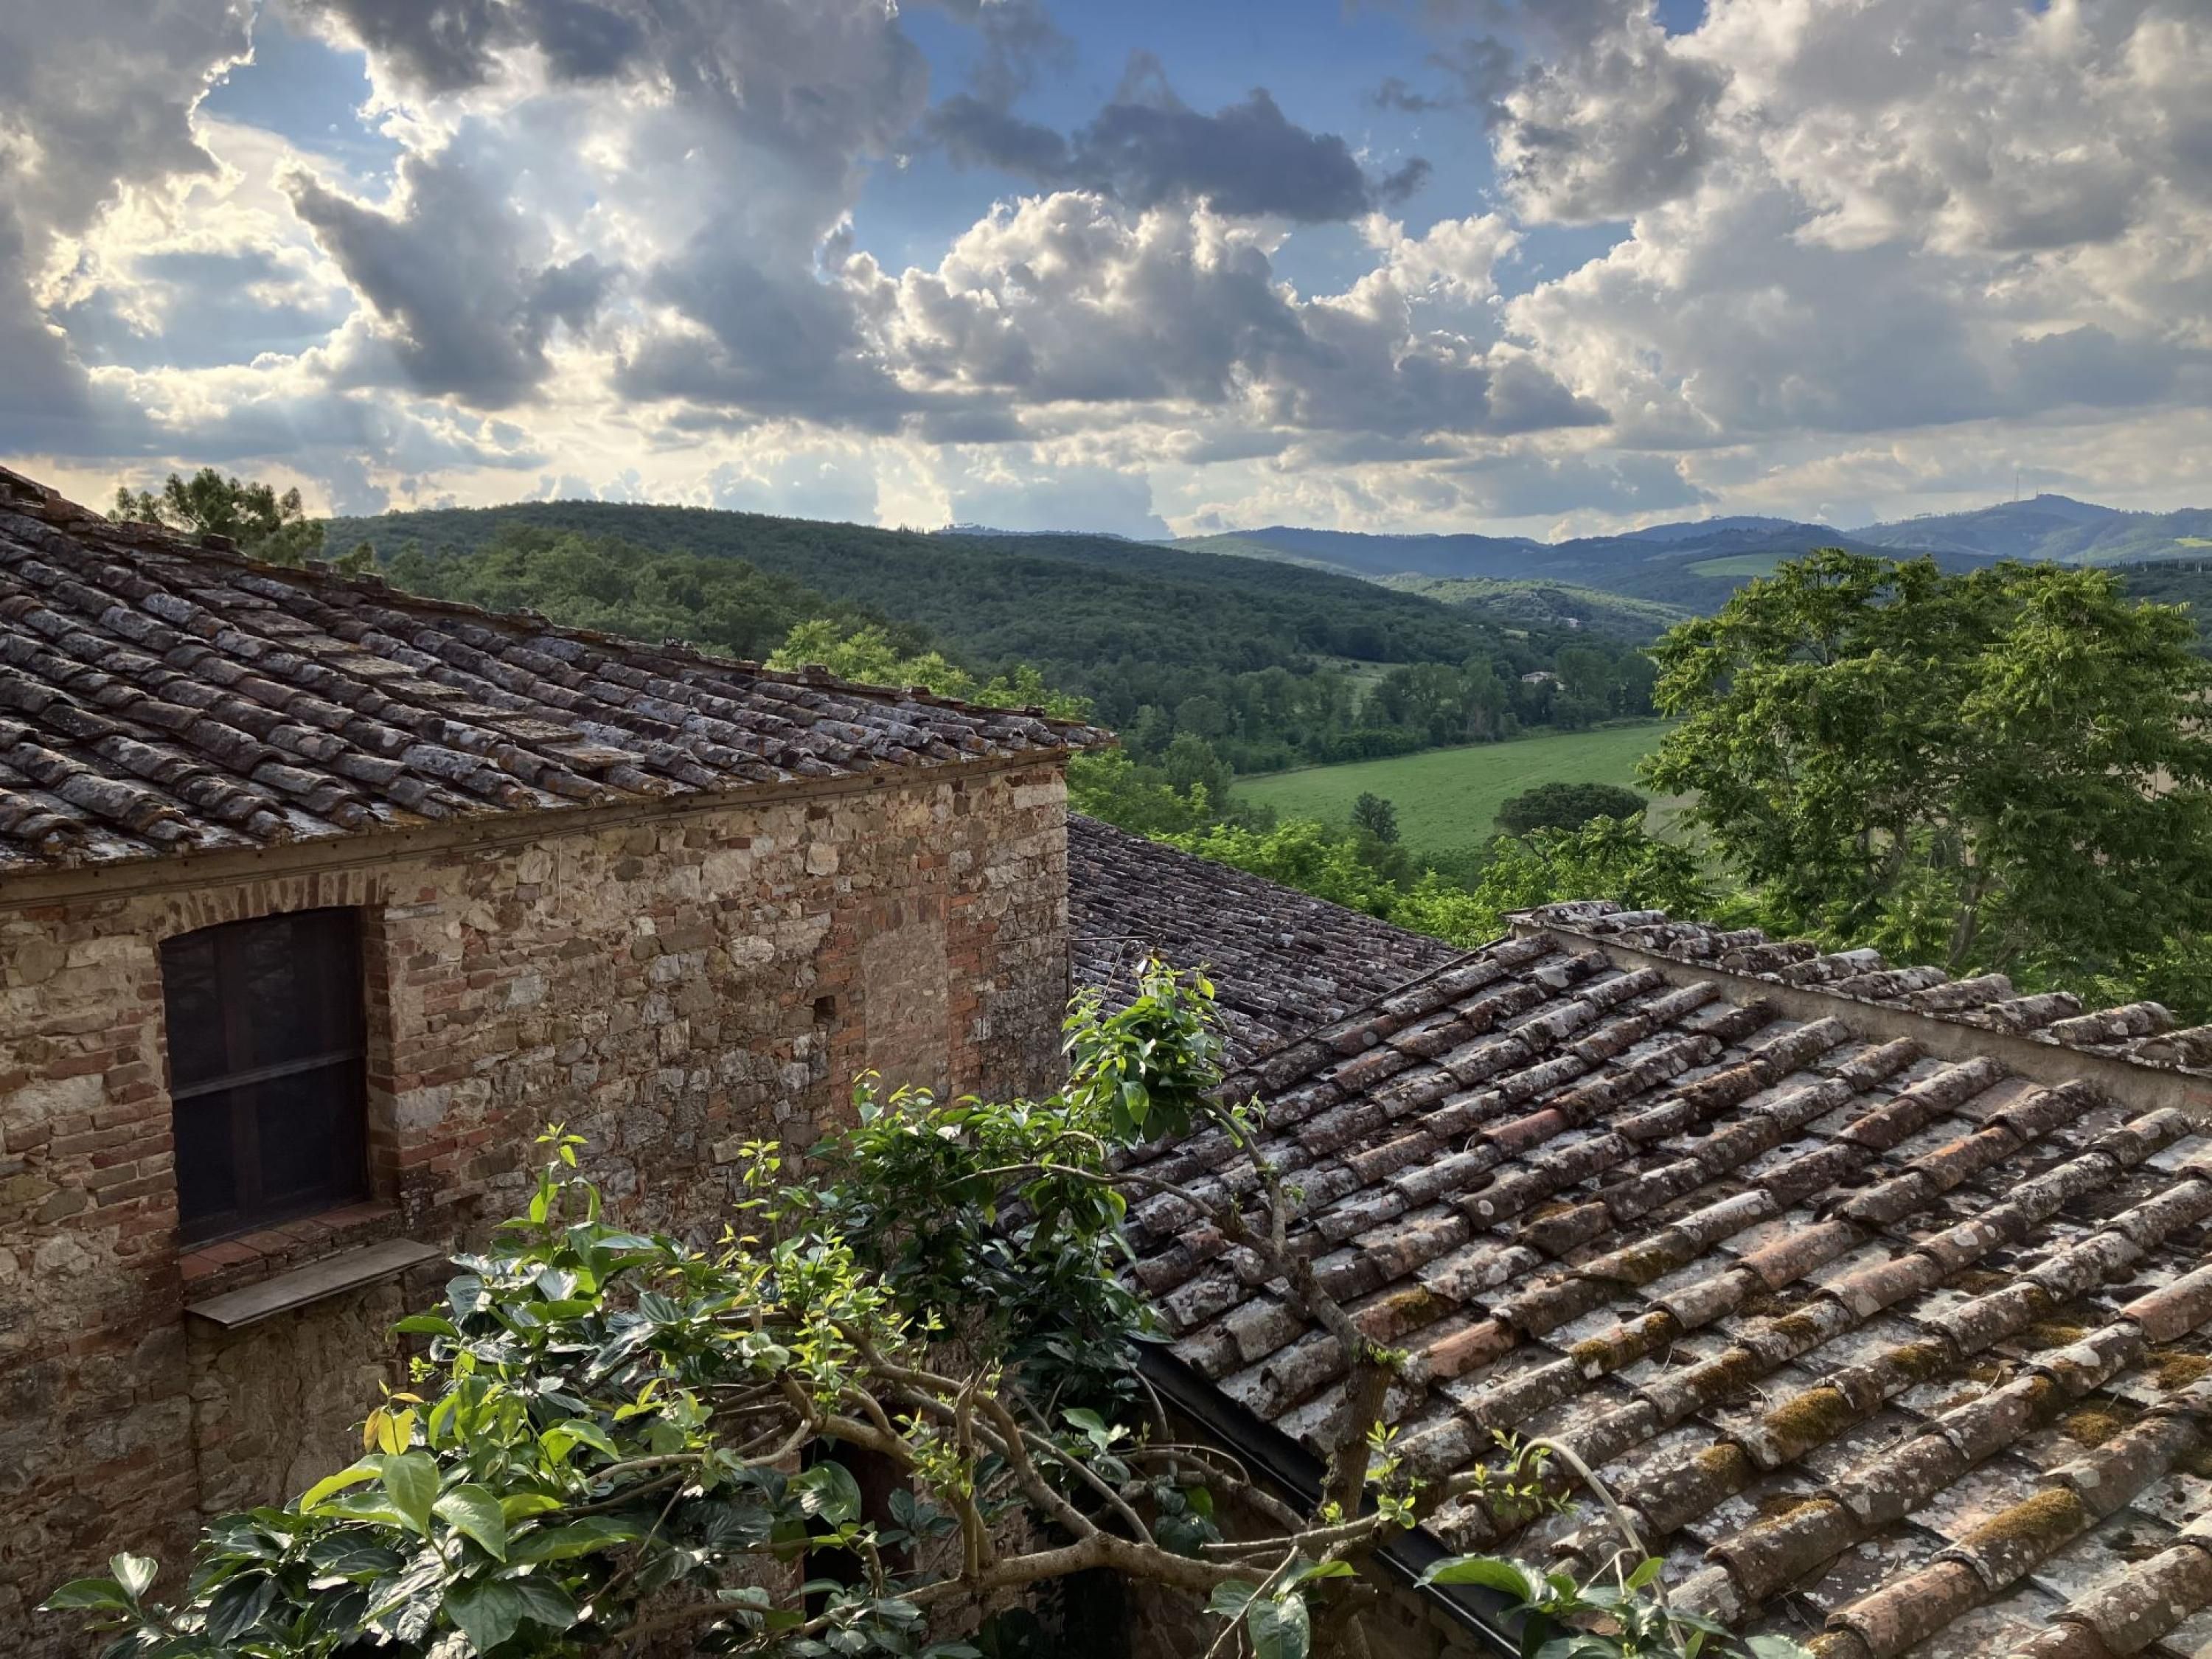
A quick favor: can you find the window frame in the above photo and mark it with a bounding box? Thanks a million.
[160,907,371,1245]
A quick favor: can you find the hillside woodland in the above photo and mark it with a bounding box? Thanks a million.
[219,479,2212,1023]
[341,510,1660,777]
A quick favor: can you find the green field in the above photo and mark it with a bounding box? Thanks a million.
[1686,554,1785,578]
[1235,723,1679,852]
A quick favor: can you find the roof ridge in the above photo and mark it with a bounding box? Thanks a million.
[1525,900,2212,1081]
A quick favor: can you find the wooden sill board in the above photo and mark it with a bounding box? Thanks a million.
[184,1237,445,1329]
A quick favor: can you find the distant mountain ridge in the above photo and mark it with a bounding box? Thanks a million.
[1849,494,2212,563]
[1177,493,2212,610]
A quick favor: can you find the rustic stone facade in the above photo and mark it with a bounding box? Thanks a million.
[0,759,1071,1655]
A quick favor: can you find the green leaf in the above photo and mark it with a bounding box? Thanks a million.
[39,1579,134,1613]
[1206,1579,1260,1618]
[509,1575,580,1631]
[540,1417,619,1464]
[499,1492,566,1524]
[110,1553,158,1603]
[793,1459,863,1526]
[1119,1078,1150,1128]
[1421,1556,1537,1601]
[299,1458,384,1512]
[446,1578,525,1653]
[1746,1637,1818,1659]
[1624,1557,1664,1593]
[1247,1593,1310,1659]
[435,1484,509,1561]
[205,1572,278,1641]
[392,1315,460,1338]
[380,1450,439,1536]
[508,1516,646,1564]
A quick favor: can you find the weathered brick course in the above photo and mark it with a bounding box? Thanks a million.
[0,760,1070,1655]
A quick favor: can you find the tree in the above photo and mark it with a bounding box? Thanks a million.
[1172,818,1413,918]
[1642,551,2212,980]
[768,619,1092,721]
[1465,815,1712,936]
[1350,792,1400,843]
[1497,782,1649,837]
[112,468,342,569]
[1066,751,1220,838]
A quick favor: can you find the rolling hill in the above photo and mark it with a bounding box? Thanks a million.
[331,501,1666,769]
[1178,493,2212,613]
[1850,495,2212,563]
[1377,575,1692,641]
[1175,519,1960,608]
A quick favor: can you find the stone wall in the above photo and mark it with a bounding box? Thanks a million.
[0,759,1071,1655]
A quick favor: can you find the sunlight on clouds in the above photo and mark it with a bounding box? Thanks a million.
[1,0,2209,535]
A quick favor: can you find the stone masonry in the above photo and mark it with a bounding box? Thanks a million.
[0,759,1071,1655]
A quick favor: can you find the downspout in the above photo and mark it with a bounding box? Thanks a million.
[1137,1345,1527,1658]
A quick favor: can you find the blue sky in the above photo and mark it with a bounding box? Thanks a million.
[4,0,2208,540]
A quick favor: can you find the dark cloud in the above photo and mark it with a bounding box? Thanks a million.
[288,142,613,407]
[2009,327,2187,411]
[928,97,1073,178]
[293,0,642,92]
[616,253,913,432]
[1366,37,1514,116]
[1075,88,1373,220]
[1374,158,1433,206]
[1367,77,1444,114]
[915,0,1069,110]
[928,58,1427,222]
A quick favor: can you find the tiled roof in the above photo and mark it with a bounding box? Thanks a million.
[1067,814,1462,1064]
[0,467,1108,874]
[1127,901,2212,1659]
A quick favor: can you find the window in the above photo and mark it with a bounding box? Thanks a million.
[161,908,369,1243]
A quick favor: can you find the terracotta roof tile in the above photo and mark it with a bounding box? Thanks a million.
[1067,813,1460,1064]
[1113,880,2212,1659]
[0,468,1107,874]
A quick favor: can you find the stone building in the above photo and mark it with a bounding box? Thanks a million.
[0,466,1105,1653]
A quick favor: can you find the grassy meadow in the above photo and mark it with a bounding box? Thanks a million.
[1234,722,1682,853]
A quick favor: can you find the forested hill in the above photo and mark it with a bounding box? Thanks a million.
[333,501,1661,773]
[1173,519,1977,608]
[335,501,1502,676]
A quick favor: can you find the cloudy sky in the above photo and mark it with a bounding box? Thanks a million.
[3,0,2209,540]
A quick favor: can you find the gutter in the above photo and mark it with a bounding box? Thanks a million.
[1137,1344,1527,1658]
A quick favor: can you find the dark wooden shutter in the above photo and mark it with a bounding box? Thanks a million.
[161,908,368,1242]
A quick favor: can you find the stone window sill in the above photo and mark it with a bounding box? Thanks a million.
[180,1201,408,1298]
[184,1236,445,1329]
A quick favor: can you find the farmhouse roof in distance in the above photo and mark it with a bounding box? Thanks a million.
[1068,813,1460,1064]
[0,466,1109,874]
[1127,894,2212,1659]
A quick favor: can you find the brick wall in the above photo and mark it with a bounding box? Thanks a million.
[0,759,1070,1655]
